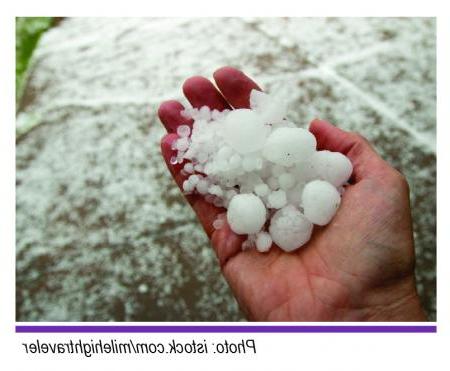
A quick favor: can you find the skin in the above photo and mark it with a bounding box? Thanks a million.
[158,66,427,321]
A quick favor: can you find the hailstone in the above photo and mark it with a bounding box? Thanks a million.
[227,194,266,234]
[255,231,272,252]
[269,205,313,252]
[263,127,317,166]
[312,150,353,187]
[223,109,269,154]
[302,180,341,225]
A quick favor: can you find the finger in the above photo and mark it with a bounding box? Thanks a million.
[161,133,225,238]
[309,119,388,182]
[213,66,262,109]
[183,76,230,111]
[158,100,193,133]
[211,222,246,268]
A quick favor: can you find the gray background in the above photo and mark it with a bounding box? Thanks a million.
[16,17,436,321]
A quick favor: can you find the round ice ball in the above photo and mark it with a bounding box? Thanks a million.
[177,125,191,138]
[254,183,270,197]
[223,109,268,154]
[312,150,353,186]
[249,90,287,124]
[227,194,267,235]
[302,180,341,226]
[263,127,316,166]
[255,231,272,253]
[269,205,313,252]
[249,90,269,110]
[267,190,287,209]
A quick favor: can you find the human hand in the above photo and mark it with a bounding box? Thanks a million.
[158,67,426,321]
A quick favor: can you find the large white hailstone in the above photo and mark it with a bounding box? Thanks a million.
[269,205,313,252]
[249,89,287,124]
[263,127,317,166]
[255,231,272,252]
[227,194,266,235]
[223,109,269,154]
[302,180,341,226]
[312,150,353,187]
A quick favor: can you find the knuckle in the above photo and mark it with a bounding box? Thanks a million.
[348,132,370,156]
[351,132,369,144]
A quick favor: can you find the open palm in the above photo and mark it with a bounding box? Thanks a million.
[158,67,425,321]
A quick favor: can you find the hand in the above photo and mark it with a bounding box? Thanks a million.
[158,67,426,321]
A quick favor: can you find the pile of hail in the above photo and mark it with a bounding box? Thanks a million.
[171,90,353,253]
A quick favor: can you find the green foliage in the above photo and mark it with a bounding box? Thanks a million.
[16,17,53,102]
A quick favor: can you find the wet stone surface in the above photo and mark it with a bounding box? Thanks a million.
[16,17,436,321]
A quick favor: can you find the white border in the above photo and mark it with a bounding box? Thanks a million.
[1,1,449,369]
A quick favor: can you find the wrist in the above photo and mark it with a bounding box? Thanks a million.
[362,277,427,321]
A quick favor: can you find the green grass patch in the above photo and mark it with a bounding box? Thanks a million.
[16,17,53,103]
